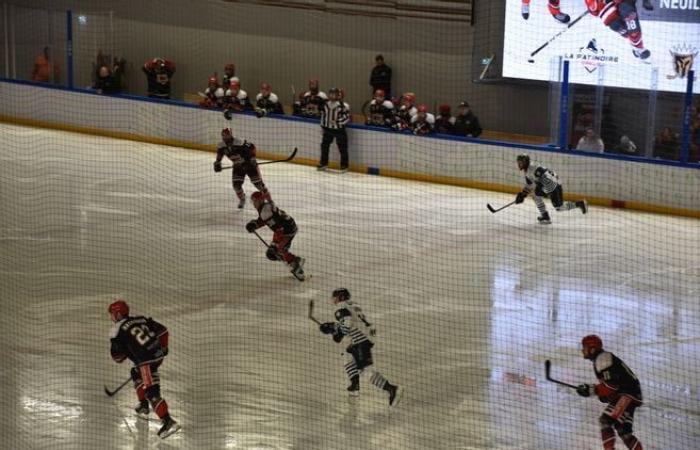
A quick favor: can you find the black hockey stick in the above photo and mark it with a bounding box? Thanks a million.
[486,200,516,214]
[544,360,579,390]
[308,300,322,325]
[528,11,589,61]
[220,148,298,170]
[104,377,131,397]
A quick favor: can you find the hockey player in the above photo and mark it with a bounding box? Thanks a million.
[293,78,327,118]
[108,299,180,439]
[213,128,269,209]
[199,75,225,108]
[319,288,403,406]
[142,57,175,99]
[577,335,644,450]
[222,62,239,87]
[585,0,650,60]
[223,79,251,118]
[365,89,394,127]
[392,92,417,131]
[246,191,305,280]
[521,0,571,23]
[434,104,456,134]
[515,153,588,224]
[254,82,284,118]
[410,104,435,136]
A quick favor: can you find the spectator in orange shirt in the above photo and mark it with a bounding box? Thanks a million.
[31,47,61,83]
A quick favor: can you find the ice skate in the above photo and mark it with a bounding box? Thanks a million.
[157,416,181,439]
[576,200,588,214]
[552,12,570,23]
[521,3,530,20]
[237,197,246,209]
[290,256,306,281]
[134,401,149,420]
[316,164,327,171]
[347,376,360,397]
[633,48,651,60]
[537,212,552,224]
[388,384,404,407]
[338,166,349,174]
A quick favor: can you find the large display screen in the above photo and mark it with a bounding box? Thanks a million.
[502,0,700,93]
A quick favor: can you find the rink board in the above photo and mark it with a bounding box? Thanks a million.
[0,79,698,217]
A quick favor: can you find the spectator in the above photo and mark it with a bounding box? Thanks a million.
[410,104,435,136]
[653,127,680,160]
[613,135,638,155]
[392,92,417,131]
[293,79,327,118]
[576,127,604,153]
[365,89,394,127]
[199,75,225,108]
[223,80,251,118]
[453,102,482,138]
[369,54,392,97]
[318,87,350,172]
[31,46,60,83]
[222,63,239,86]
[254,82,284,117]
[434,104,456,134]
[142,57,175,99]
[92,65,122,94]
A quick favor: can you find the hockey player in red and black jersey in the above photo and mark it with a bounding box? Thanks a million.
[392,92,417,131]
[365,89,394,128]
[223,80,251,119]
[214,128,269,209]
[254,82,284,118]
[199,75,225,108]
[585,0,651,60]
[142,57,175,99]
[246,192,305,280]
[521,0,571,23]
[434,104,456,134]
[222,62,239,87]
[577,335,644,450]
[515,153,587,224]
[108,299,180,439]
[293,79,327,118]
[410,104,436,136]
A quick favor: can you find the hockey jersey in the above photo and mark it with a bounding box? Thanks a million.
[216,137,257,168]
[592,351,643,403]
[522,163,560,194]
[110,316,168,366]
[331,300,375,346]
[256,201,297,234]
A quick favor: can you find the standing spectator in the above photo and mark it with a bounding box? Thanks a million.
[222,63,239,86]
[223,80,251,118]
[453,102,482,138]
[369,54,392,97]
[410,104,435,136]
[254,82,284,117]
[31,46,60,83]
[293,79,327,118]
[434,104,456,134]
[576,127,604,153]
[318,87,350,172]
[142,57,175,99]
[365,89,394,127]
[92,65,122,94]
[199,75,225,108]
[613,135,638,155]
[653,127,679,160]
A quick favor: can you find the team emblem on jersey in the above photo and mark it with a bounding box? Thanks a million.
[667,44,698,80]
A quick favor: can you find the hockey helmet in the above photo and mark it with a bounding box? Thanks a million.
[328,87,340,97]
[221,128,234,143]
[581,334,603,359]
[229,79,240,90]
[208,75,218,86]
[417,104,429,114]
[108,299,129,322]
[309,78,319,88]
[225,62,235,73]
[438,104,451,114]
[332,288,351,302]
[251,191,267,209]
[260,82,271,92]
[374,89,386,99]
[517,153,530,170]
[402,92,416,104]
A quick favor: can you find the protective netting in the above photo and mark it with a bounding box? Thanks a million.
[1,1,700,450]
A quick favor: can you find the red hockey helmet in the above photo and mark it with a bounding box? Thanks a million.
[581,334,603,359]
[374,89,385,99]
[221,127,234,143]
[417,104,429,114]
[108,299,129,322]
[260,82,271,92]
[438,104,451,114]
[403,92,416,104]
[208,75,218,86]
[229,79,240,90]
[309,78,319,88]
[251,191,267,209]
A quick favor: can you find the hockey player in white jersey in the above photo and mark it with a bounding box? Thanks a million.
[319,288,403,406]
[515,153,587,224]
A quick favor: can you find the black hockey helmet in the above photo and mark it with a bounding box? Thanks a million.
[328,87,340,98]
[517,153,530,169]
[332,288,350,301]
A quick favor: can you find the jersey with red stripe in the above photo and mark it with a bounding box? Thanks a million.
[585,0,619,25]
[110,316,168,366]
[592,351,642,402]
[256,201,297,234]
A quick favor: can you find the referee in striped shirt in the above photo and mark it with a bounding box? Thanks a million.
[317,87,350,172]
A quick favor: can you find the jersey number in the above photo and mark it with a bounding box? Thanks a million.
[131,324,155,346]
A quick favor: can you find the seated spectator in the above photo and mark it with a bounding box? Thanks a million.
[576,127,604,152]
[410,104,435,136]
[653,127,680,160]
[31,46,60,83]
[392,92,417,131]
[453,102,482,138]
[223,79,251,118]
[365,89,394,127]
[613,135,638,155]
[199,75,225,108]
[434,104,455,134]
[92,65,122,94]
[293,79,327,118]
[142,57,175,99]
[255,82,284,117]
[222,63,239,86]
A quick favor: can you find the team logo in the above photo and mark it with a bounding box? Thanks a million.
[667,44,698,80]
[563,39,619,74]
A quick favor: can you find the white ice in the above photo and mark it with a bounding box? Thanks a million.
[0,123,698,450]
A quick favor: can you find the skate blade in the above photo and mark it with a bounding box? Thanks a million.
[135,412,155,422]
[159,423,181,439]
[390,387,404,407]
[348,390,360,398]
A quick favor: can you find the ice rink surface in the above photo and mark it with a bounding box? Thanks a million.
[0,123,699,450]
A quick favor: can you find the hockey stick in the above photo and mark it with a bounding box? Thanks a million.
[486,200,516,214]
[220,148,297,171]
[104,377,131,397]
[308,300,322,325]
[544,360,579,390]
[252,230,306,282]
[528,10,589,61]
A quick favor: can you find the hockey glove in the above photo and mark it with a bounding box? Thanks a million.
[576,384,592,397]
[223,109,233,120]
[213,161,222,172]
[515,191,528,204]
[320,322,336,334]
[245,220,258,233]
[266,246,280,261]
